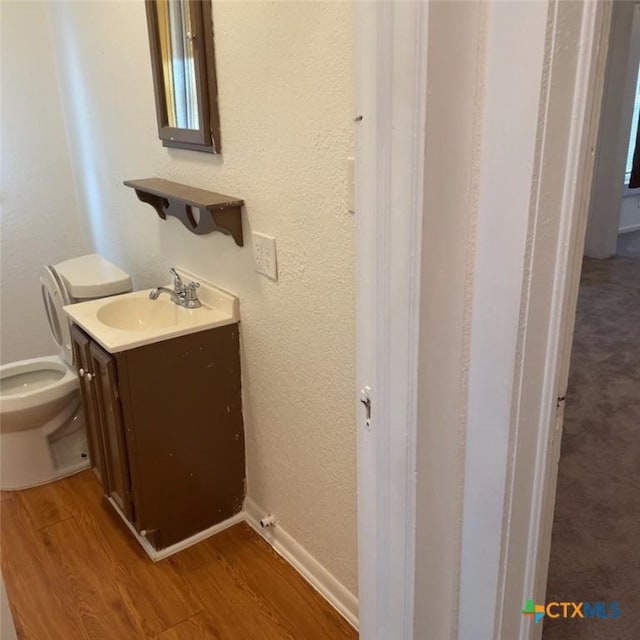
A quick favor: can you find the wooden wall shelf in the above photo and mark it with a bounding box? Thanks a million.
[124,178,244,246]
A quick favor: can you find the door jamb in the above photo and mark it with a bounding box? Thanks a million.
[496,2,612,638]
[354,2,428,638]
[355,2,612,638]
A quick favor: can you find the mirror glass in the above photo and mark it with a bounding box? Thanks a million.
[156,0,199,130]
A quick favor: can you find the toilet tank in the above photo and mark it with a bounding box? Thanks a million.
[40,255,132,367]
[54,254,132,301]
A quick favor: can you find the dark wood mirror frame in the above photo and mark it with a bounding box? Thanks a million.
[145,0,221,154]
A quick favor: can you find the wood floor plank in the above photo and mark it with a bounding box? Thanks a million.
[0,496,91,640]
[2,471,357,640]
[156,611,222,640]
[183,550,297,640]
[170,524,357,639]
[43,516,171,638]
[206,524,357,640]
[56,473,202,636]
[166,534,220,575]
[18,476,82,529]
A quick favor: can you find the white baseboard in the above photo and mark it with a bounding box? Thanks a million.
[243,496,359,630]
[619,223,640,234]
[106,497,244,562]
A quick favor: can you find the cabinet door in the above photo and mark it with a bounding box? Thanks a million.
[89,342,134,521]
[118,323,245,549]
[70,325,108,488]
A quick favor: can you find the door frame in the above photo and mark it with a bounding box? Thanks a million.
[354,2,428,637]
[355,1,612,638]
[495,3,612,638]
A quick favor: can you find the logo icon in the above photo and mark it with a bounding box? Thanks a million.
[522,599,621,623]
[522,599,546,624]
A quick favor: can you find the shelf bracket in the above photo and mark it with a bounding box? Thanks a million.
[124,178,244,246]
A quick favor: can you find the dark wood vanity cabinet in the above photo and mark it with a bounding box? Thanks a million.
[71,325,108,488]
[70,324,245,550]
[89,342,134,521]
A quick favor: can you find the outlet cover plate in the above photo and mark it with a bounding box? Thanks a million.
[252,232,277,280]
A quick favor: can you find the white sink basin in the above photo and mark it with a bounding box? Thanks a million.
[96,298,179,331]
[64,268,239,353]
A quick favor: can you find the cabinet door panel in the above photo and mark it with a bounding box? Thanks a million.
[90,342,133,521]
[119,323,245,548]
[70,325,107,488]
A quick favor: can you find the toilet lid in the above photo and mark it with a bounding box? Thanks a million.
[40,265,74,366]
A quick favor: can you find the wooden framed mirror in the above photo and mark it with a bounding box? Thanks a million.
[145,0,221,153]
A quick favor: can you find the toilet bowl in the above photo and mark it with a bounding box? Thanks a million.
[1,356,78,433]
[0,254,132,490]
[0,357,83,489]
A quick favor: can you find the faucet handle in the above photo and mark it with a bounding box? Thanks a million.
[183,281,201,308]
[169,267,185,293]
[185,281,200,298]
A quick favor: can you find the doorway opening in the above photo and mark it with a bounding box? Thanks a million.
[543,3,640,637]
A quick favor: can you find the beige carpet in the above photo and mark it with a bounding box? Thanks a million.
[543,232,640,639]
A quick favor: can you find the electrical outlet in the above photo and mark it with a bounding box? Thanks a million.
[252,234,264,271]
[252,232,277,280]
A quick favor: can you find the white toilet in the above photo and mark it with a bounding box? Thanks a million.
[0,255,132,490]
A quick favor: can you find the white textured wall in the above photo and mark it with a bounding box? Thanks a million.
[620,191,640,233]
[49,1,357,592]
[0,1,90,365]
[585,1,640,258]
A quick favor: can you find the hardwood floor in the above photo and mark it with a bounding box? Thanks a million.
[0,471,357,639]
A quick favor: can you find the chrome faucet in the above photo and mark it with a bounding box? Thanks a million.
[168,267,185,295]
[149,268,201,308]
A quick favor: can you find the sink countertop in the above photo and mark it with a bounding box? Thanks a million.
[64,269,239,353]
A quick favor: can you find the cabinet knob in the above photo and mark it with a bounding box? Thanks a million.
[78,368,85,377]
[85,372,95,381]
